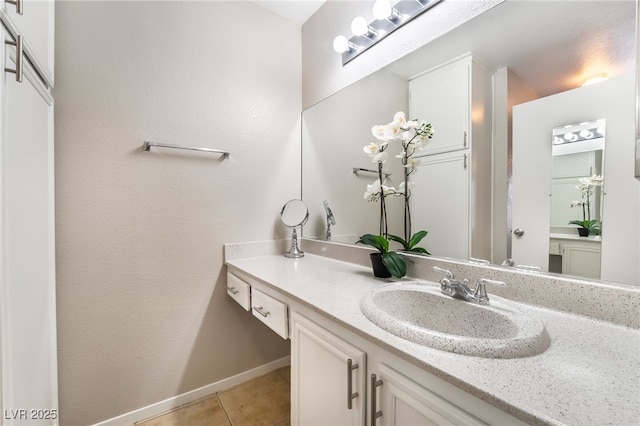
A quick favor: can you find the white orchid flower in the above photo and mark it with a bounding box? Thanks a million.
[400,131,413,142]
[372,151,389,163]
[371,125,386,140]
[404,157,417,168]
[393,111,407,126]
[364,179,382,200]
[363,142,380,157]
[570,200,584,207]
[383,122,402,140]
[406,119,419,129]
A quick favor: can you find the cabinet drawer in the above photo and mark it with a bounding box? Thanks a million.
[227,272,250,311]
[252,289,288,339]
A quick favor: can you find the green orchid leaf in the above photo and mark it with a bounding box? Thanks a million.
[408,230,428,249]
[410,247,431,255]
[382,252,407,278]
[356,234,389,254]
[386,234,408,250]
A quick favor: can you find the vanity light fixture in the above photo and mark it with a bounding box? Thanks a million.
[552,119,606,156]
[333,0,443,66]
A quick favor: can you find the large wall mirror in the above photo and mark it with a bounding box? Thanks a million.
[302,0,638,286]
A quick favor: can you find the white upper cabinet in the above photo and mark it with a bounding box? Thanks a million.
[1,0,54,87]
[409,57,471,155]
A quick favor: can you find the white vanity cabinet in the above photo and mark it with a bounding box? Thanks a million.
[288,309,522,426]
[290,312,366,426]
[409,55,493,262]
[226,271,289,339]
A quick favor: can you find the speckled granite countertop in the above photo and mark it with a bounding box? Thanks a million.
[224,241,640,426]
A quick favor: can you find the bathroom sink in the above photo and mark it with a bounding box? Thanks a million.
[360,282,550,358]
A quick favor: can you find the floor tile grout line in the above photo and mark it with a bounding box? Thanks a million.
[215,392,234,426]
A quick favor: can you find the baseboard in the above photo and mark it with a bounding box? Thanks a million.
[92,356,291,426]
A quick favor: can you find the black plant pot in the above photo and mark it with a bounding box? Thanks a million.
[577,227,589,237]
[370,253,392,278]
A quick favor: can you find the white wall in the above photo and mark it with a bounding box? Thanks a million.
[302,0,503,109]
[54,2,300,424]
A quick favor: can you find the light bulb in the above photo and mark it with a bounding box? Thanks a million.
[351,16,369,36]
[579,129,594,139]
[333,35,349,53]
[373,0,392,19]
[564,132,578,142]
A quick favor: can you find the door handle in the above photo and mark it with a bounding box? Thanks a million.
[5,0,23,15]
[370,374,383,425]
[347,358,359,410]
[4,34,23,83]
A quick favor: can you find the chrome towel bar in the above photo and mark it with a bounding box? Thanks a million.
[352,167,391,178]
[143,141,230,159]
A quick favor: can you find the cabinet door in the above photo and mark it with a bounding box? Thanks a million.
[562,243,601,279]
[1,0,55,84]
[290,312,366,426]
[411,151,469,260]
[409,58,470,155]
[375,364,485,426]
[1,29,57,424]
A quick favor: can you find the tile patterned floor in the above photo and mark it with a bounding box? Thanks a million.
[135,366,290,426]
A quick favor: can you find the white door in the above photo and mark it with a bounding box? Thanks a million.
[411,151,469,260]
[290,312,365,426]
[511,102,552,270]
[1,29,58,425]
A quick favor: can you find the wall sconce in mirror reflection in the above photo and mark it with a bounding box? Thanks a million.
[550,119,606,239]
[332,0,443,65]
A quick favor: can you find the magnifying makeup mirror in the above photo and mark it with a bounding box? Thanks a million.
[280,199,309,258]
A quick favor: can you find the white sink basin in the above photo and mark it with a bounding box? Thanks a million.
[360,282,550,358]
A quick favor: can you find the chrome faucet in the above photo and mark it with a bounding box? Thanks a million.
[323,200,335,241]
[433,266,506,305]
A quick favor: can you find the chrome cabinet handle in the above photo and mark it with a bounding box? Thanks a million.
[252,306,270,317]
[4,34,23,82]
[513,228,525,237]
[463,130,468,147]
[463,153,468,169]
[347,358,359,410]
[227,286,239,295]
[5,0,23,15]
[370,374,383,425]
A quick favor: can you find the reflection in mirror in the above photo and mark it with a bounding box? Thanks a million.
[302,1,638,286]
[280,199,309,258]
[548,120,605,280]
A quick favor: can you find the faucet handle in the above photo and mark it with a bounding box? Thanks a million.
[473,278,507,302]
[433,266,454,279]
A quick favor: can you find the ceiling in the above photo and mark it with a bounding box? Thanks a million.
[249,0,326,26]
[388,1,636,97]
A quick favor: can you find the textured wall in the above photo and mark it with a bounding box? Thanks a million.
[54,2,299,424]
[301,0,502,109]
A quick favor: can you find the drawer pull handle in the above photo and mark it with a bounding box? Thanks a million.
[252,306,270,317]
[371,374,384,424]
[347,358,359,409]
[228,286,239,295]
